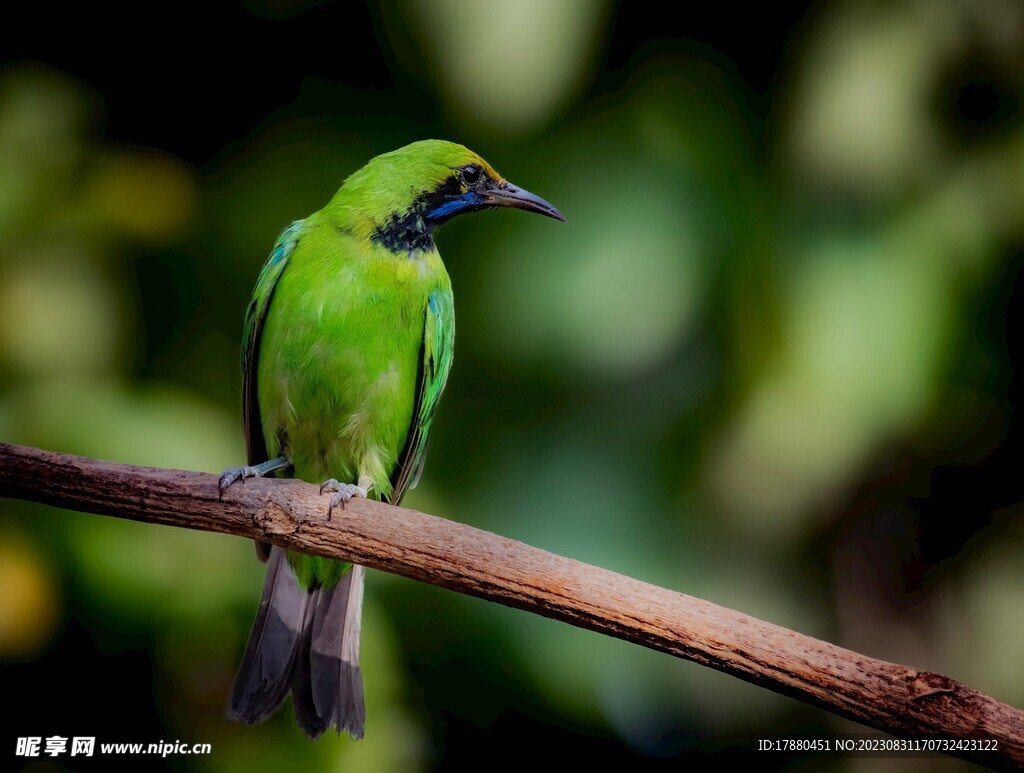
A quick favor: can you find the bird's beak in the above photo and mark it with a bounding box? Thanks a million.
[484,181,565,222]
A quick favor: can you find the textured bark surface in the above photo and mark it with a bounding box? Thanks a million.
[0,442,1021,768]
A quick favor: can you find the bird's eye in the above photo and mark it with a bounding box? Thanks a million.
[461,165,481,185]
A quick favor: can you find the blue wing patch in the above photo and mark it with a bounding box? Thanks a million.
[389,288,455,503]
[242,220,303,466]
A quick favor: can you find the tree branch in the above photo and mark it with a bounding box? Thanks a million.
[0,443,1020,768]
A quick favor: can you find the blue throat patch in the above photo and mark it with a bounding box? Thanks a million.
[373,182,483,256]
[424,191,481,224]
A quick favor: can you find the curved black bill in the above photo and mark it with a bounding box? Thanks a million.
[484,182,565,222]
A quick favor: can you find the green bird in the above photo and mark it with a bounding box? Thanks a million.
[218,140,562,739]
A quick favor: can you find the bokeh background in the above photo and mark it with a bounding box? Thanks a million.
[3,1,1023,770]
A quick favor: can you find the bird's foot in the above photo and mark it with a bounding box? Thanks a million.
[218,455,291,499]
[219,466,263,497]
[319,478,368,519]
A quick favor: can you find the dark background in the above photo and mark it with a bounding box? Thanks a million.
[2,1,1022,770]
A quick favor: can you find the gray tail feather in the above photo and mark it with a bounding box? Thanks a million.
[228,548,366,740]
[293,565,366,739]
[227,547,310,723]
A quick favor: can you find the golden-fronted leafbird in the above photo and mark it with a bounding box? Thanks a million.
[219,140,563,739]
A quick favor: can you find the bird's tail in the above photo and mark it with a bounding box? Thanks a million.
[228,546,366,739]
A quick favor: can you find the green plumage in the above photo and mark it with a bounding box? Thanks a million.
[245,142,469,587]
[226,139,561,739]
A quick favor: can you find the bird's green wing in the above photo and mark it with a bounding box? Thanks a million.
[242,220,303,468]
[390,288,455,504]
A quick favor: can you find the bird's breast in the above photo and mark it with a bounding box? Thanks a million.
[256,248,448,489]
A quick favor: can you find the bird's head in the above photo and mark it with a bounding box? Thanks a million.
[333,140,563,251]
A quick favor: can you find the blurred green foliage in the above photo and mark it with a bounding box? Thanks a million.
[2,1,1023,770]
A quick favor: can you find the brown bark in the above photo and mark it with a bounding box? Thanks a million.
[0,443,1020,768]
